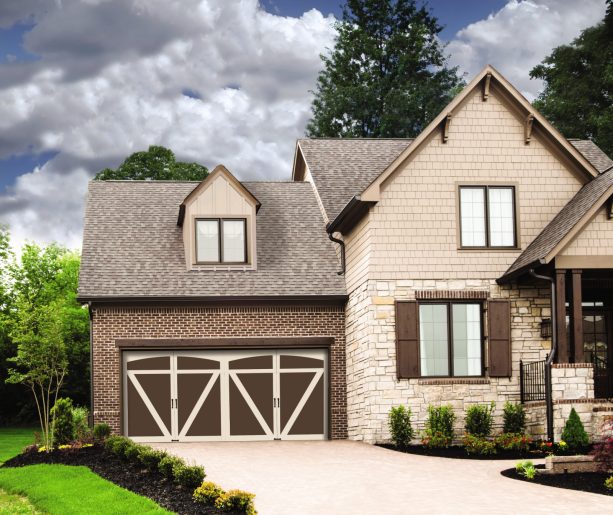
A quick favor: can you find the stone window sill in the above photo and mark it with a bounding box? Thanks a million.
[418,378,490,385]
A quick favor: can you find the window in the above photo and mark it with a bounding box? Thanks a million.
[196,218,246,264]
[459,186,516,248]
[419,303,482,376]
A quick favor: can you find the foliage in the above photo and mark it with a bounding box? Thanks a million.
[95,146,208,181]
[515,460,537,480]
[50,398,74,445]
[172,463,206,489]
[193,481,225,505]
[502,402,526,434]
[464,402,495,437]
[388,405,414,448]
[72,406,90,441]
[105,435,131,457]
[462,434,496,456]
[158,455,185,479]
[214,489,257,514]
[591,437,613,473]
[138,447,168,471]
[422,404,455,448]
[92,423,111,441]
[0,464,169,514]
[560,408,589,452]
[306,0,463,138]
[530,1,613,156]
[494,433,532,453]
[605,475,613,491]
[123,441,141,462]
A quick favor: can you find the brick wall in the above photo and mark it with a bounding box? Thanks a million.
[92,303,347,439]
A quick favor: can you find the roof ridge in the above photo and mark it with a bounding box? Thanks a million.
[299,137,414,141]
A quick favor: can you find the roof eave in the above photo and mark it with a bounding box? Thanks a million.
[77,294,348,304]
[496,258,545,285]
[326,196,375,235]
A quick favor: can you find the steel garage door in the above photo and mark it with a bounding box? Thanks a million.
[123,349,328,442]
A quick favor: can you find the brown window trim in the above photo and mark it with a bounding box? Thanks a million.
[418,300,485,378]
[195,218,248,265]
[458,185,518,250]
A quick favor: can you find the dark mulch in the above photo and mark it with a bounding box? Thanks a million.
[377,443,548,460]
[3,445,236,514]
[501,465,613,496]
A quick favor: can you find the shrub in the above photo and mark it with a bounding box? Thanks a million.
[465,402,495,437]
[138,447,168,471]
[93,423,111,441]
[173,463,206,489]
[124,441,141,462]
[605,476,613,491]
[560,408,589,452]
[51,397,75,445]
[591,437,613,472]
[215,489,257,514]
[494,433,532,452]
[515,460,537,480]
[193,482,225,505]
[502,402,525,434]
[159,455,184,479]
[105,435,131,456]
[388,405,414,448]
[462,434,496,455]
[72,406,91,441]
[422,404,455,448]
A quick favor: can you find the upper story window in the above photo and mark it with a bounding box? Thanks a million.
[459,186,516,248]
[196,218,247,264]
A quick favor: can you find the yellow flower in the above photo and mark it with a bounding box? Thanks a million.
[559,441,567,447]
[58,444,71,450]
[82,443,93,448]
[37,446,47,453]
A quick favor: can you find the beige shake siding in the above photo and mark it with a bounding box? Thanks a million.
[560,206,613,256]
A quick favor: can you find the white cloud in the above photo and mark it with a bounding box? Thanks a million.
[447,0,607,100]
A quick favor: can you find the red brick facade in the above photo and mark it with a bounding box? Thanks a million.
[91,303,347,439]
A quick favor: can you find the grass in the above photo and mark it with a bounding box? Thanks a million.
[0,427,36,465]
[0,488,42,514]
[0,464,171,514]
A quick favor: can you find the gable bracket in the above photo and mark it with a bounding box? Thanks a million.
[607,196,613,220]
[442,114,452,143]
[482,73,491,101]
[524,114,534,144]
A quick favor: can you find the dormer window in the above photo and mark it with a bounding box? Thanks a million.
[196,218,247,264]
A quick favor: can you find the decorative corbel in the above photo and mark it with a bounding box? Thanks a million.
[442,114,452,143]
[482,73,491,101]
[524,114,534,144]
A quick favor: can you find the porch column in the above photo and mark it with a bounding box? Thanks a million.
[556,269,569,363]
[571,269,584,363]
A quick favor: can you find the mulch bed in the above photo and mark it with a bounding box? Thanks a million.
[501,464,613,496]
[377,443,549,460]
[2,445,237,514]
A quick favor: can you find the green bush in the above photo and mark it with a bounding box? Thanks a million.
[105,435,131,456]
[605,475,613,491]
[465,402,495,437]
[51,398,75,445]
[462,434,496,455]
[138,447,168,471]
[422,404,455,448]
[503,402,526,434]
[215,489,257,514]
[158,455,184,479]
[92,423,111,441]
[560,408,589,452]
[193,481,225,505]
[173,463,206,489]
[494,433,532,452]
[388,405,414,448]
[515,460,537,480]
[72,406,91,441]
[124,441,141,462]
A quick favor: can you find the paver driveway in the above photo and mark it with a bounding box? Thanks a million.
[156,441,612,514]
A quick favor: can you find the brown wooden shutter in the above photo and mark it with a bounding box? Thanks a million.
[395,301,420,379]
[488,300,511,377]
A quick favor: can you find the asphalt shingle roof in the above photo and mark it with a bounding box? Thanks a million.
[502,167,613,281]
[569,139,613,173]
[78,181,346,299]
[298,138,413,221]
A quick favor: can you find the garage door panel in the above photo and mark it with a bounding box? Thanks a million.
[236,373,274,431]
[185,376,222,437]
[177,356,220,370]
[229,377,269,436]
[280,355,324,369]
[288,374,324,435]
[279,372,315,430]
[177,373,214,429]
[229,355,273,370]
[127,376,168,437]
[127,356,170,370]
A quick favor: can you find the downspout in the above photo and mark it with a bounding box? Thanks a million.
[529,269,556,442]
[328,232,345,276]
[88,302,94,428]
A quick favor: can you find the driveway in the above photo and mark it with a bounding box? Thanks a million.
[156,441,612,514]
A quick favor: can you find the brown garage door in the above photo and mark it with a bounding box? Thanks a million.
[123,349,327,442]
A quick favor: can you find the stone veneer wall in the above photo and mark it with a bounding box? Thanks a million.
[346,278,552,443]
[92,303,347,439]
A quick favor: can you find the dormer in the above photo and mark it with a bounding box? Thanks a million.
[177,165,260,271]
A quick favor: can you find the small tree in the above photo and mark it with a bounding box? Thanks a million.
[560,408,589,452]
[6,303,68,450]
[503,402,526,434]
[388,405,414,448]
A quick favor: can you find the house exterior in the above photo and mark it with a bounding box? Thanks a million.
[79,66,613,444]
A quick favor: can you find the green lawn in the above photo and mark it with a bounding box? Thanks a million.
[0,489,41,514]
[0,427,37,465]
[0,465,170,514]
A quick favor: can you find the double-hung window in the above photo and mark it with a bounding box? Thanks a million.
[459,186,516,248]
[419,303,483,377]
[196,218,247,264]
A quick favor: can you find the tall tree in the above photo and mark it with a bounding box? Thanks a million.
[95,146,208,181]
[306,0,463,138]
[530,0,613,157]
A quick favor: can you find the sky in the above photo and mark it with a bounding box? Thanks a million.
[0,0,608,251]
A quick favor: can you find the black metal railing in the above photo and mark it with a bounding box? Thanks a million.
[520,359,548,402]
